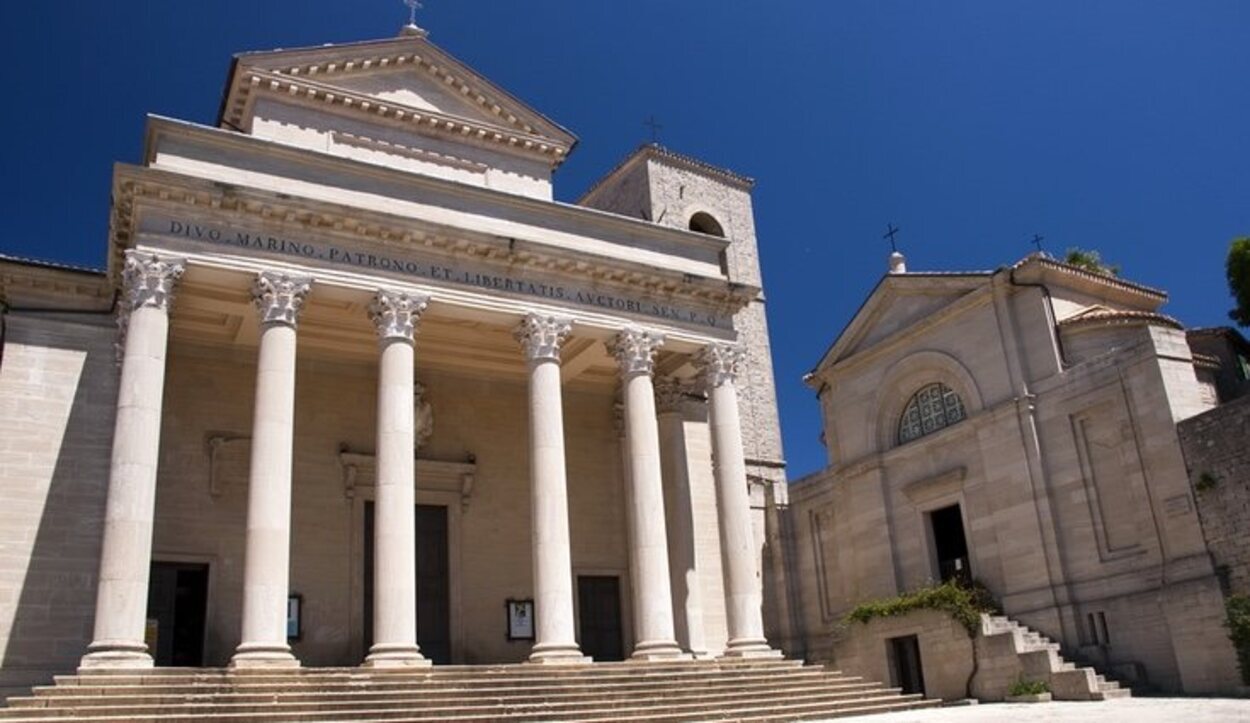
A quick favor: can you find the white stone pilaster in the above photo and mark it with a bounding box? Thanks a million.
[80,252,185,670]
[231,271,311,668]
[655,378,709,658]
[364,290,431,667]
[515,314,589,663]
[609,329,686,661]
[695,343,780,658]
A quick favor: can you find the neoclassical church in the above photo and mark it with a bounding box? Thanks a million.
[0,21,800,699]
[787,250,1243,696]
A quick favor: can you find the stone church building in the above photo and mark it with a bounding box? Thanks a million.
[0,25,796,698]
[787,250,1244,695]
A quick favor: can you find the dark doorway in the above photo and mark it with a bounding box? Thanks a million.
[146,562,208,667]
[364,503,452,664]
[929,504,971,584]
[888,635,926,696]
[577,576,624,662]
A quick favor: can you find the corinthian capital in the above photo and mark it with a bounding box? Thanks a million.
[120,251,186,313]
[654,377,693,414]
[514,313,573,363]
[252,271,313,328]
[609,327,664,378]
[695,342,745,389]
[369,289,430,342]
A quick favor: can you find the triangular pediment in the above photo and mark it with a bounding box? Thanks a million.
[328,68,504,125]
[816,274,989,371]
[220,34,576,163]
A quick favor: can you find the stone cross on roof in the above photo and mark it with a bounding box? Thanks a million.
[401,0,428,36]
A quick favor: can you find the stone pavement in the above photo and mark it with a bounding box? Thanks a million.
[835,697,1250,723]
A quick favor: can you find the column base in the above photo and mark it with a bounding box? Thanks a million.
[79,641,154,671]
[230,643,300,669]
[721,638,784,659]
[528,642,591,664]
[630,640,691,661]
[363,643,431,668]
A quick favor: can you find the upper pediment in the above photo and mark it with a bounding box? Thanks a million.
[813,273,989,373]
[218,34,576,169]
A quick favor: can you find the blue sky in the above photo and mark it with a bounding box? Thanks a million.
[2,2,1247,476]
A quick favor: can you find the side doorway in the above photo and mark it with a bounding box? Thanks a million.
[577,575,624,662]
[146,561,209,667]
[928,504,971,584]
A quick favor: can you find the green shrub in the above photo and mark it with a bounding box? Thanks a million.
[1196,471,1220,493]
[1226,594,1250,685]
[842,579,1000,637]
[1008,675,1050,696]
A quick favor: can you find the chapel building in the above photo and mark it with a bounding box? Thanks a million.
[0,24,794,695]
[787,250,1243,695]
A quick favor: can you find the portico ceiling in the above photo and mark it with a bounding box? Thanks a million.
[169,271,690,390]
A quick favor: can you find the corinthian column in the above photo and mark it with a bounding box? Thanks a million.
[365,290,431,667]
[608,329,685,661]
[231,271,311,668]
[695,343,779,658]
[655,378,708,658]
[515,314,588,663]
[81,252,185,670]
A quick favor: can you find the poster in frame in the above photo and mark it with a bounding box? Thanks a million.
[505,599,534,641]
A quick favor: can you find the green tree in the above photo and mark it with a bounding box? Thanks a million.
[1228,237,1250,327]
[1064,248,1120,276]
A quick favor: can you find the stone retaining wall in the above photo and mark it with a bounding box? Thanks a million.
[1178,394,1250,596]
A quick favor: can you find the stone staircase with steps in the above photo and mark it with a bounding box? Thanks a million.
[978,614,1131,701]
[0,659,941,722]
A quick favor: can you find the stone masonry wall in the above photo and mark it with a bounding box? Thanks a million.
[0,313,118,697]
[1179,393,1250,596]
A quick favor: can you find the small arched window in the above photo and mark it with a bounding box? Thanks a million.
[689,212,725,238]
[898,383,966,444]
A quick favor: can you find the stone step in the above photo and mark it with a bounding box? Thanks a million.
[0,689,931,722]
[574,696,940,722]
[35,670,847,699]
[67,658,801,679]
[58,662,807,688]
[1092,687,1132,701]
[7,678,887,710]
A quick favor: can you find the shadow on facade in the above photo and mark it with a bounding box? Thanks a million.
[1,320,116,697]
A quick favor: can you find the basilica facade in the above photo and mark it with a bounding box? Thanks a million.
[0,25,790,695]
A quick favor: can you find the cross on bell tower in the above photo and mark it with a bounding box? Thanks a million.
[644,116,663,145]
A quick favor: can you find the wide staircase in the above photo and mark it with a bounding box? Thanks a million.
[0,659,941,722]
[979,614,1131,701]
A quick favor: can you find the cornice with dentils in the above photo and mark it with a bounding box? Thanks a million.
[220,36,576,168]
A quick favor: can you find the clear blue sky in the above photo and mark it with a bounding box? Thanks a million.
[2,2,1247,477]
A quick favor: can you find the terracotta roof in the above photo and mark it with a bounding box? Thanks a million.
[1058,307,1183,331]
[1012,253,1167,300]
[578,143,754,205]
[0,253,105,276]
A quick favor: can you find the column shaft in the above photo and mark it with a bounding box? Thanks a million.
[657,394,708,658]
[612,329,685,661]
[81,253,184,669]
[366,290,429,667]
[233,273,310,668]
[516,315,586,663]
[700,344,780,658]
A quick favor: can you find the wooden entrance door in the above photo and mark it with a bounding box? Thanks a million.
[364,503,452,663]
[577,575,624,662]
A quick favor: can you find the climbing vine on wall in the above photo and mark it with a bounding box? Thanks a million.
[843,580,1000,637]
[1226,594,1250,685]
